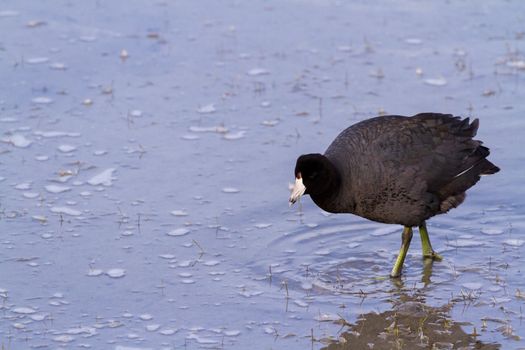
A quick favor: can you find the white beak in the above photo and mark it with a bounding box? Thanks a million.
[289,177,306,205]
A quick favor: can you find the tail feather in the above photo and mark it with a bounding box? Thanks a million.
[439,158,499,200]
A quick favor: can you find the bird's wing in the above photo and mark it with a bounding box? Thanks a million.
[367,113,482,193]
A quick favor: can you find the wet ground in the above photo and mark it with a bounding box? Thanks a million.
[1,0,524,349]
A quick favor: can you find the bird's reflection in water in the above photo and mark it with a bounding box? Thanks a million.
[322,271,501,350]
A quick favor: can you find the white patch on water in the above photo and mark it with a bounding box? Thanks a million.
[404,37,423,45]
[159,328,178,335]
[481,228,504,235]
[66,326,97,336]
[35,155,49,161]
[12,306,37,314]
[88,168,116,186]
[30,313,48,321]
[261,119,279,126]
[167,228,190,237]
[32,96,53,104]
[159,254,176,259]
[247,68,270,76]
[507,60,525,69]
[50,206,81,216]
[424,77,447,86]
[87,269,104,277]
[45,184,71,193]
[181,134,200,140]
[197,104,216,114]
[222,187,240,193]
[445,239,485,248]
[224,330,241,337]
[50,62,67,70]
[189,125,228,133]
[203,260,220,266]
[2,134,32,148]
[186,334,219,344]
[34,130,81,138]
[57,144,77,153]
[106,268,126,278]
[503,239,524,247]
[129,110,143,117]
[254,223,272,229]
[25,57,49,64]
[170,210,188,217]
[223,131,246,140]
[53,335,75,343]
[15,182,32,190]
[139,314,153,321]
[314,313,341,322]
[145,324,160,332]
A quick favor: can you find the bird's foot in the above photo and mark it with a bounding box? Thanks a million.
[423,251,443,261]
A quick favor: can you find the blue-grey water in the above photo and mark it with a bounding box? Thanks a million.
[1,1,524,349]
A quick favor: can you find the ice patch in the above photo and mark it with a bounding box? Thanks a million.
[189,125,228,133]
[57,144,77,153]
[50,206,81,216]
[50,62,67,70]
[12,307,37,314]
[87,269,104,277]
[404,38,423,45]
[223,131,246,140]
[25,57,49,64]
[2,134,32,148]
[34,130,81,138]
[15,182,32,190]
[32,96,53,104]
[106,268,126,278]
[45,185,71,193]
[507,60,525,69]
[197,104,216,114]
[424,77,447,86]
[481,228,504,235]
[446,239,484,248]
[170,210,188,217]
[254,223,272,229]
[503,239,524,247]
[159,328,178,335]
[53,335,74,343]
[145,324,160,332]
[88,168,116,186]
[167,228,190,237]
[247,68,270,76]
[222,187,240,193]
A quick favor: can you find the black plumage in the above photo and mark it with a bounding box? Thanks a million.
[290,113,499,277]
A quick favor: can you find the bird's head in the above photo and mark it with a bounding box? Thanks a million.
[289,153,338,205]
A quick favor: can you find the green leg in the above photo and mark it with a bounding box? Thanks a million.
[418,222,442,261]
[390,226,413,278]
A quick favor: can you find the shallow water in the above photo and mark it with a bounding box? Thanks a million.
[1,0,524,349]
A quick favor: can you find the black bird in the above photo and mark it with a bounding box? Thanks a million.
[289,113,499,277]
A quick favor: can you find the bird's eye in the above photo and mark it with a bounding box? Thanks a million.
[309,171,318,179]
